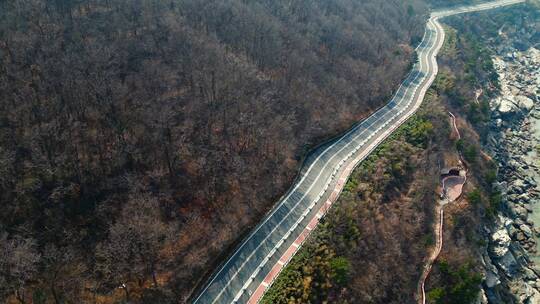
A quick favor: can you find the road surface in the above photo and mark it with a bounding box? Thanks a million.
[192,1,525,303]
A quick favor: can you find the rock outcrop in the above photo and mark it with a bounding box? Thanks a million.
[482,46,540,304]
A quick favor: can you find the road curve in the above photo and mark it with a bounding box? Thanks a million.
[192,1,525,303]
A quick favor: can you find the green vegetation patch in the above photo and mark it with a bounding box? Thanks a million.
[262,108,438,303]
[427,261,483,304]
[260,242,343,304]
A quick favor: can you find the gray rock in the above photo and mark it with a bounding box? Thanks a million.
[525,286,540,304]
[524,267,539,281]
[497,250,518,276]
[523,203,533,213]
[511,205,529,220]
[509,281,539,304]
[499,98,518,114]
[482,252,501,289]
[491,227,512,257]
[531,265,540,277]
[514,179,526,189]
[526,177,537,188]
[516,95,535,111]
[508,194,519,204]
[476,289,489,304]
[509,225,519,239]
[485,47,540,303]
[493,181,508,193]
[521,225,534,238]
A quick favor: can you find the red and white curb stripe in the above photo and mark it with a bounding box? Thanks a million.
[245,1,524,302]
[247,20,441,301]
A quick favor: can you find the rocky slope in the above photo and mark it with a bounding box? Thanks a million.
[482,46,540,303]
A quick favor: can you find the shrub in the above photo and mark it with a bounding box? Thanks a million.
[467,189,482,205]
[404,118,434,148]
[429,261,483,304]
[486,192,502,216]
[343,177,358,193]
[463,145,477,163]
[423,233,435,247]
[484,169,497,187]
[427,287,445,303]
[455,139,464,152]
[330,257,351,286]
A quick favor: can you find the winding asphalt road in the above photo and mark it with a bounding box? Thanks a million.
[192,1,525,303]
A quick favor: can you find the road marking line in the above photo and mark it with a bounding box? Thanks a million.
[195,2,523,299]
[203,61,427,302]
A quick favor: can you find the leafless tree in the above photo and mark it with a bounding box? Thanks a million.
[41,244,87,304]
[0,233,40,304]
[96,194,173,301]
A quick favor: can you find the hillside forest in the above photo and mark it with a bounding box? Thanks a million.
[0,0,488,303]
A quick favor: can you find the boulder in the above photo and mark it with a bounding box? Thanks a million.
[520,225,533,238]
[511,205,529,220]
[497,250,518,276]
[524,267,539,281]
[483,253,501,288]
[491,228,512,257]
[515,218,526,227]
[513,179,526,189]
[476,289,489,304]
[534,227,540,237]
[516,95,534,111]
[525,177,537,188]
[525,285,540,304]
[508,194,519,204]
[523,203,533,213]
[509,281,538,303]
[498,98,518,114]
[531,265,540,277]
[485,270,501,289]
[493,181,508,193]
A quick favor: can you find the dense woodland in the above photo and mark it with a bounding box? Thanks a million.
[261,2,539,302]
[0,0,495,303]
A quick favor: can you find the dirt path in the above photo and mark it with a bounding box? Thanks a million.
[474,88,483,105]
[417,112,466,304]
[418,203,445,304]
[449,111,461,139]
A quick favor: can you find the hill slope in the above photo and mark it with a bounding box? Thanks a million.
[0,0,437,302]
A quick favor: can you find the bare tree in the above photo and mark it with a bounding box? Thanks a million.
[0,0,432,301]
[0,233,40,304]
[41,244,87,304]
[96,194,173,301]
